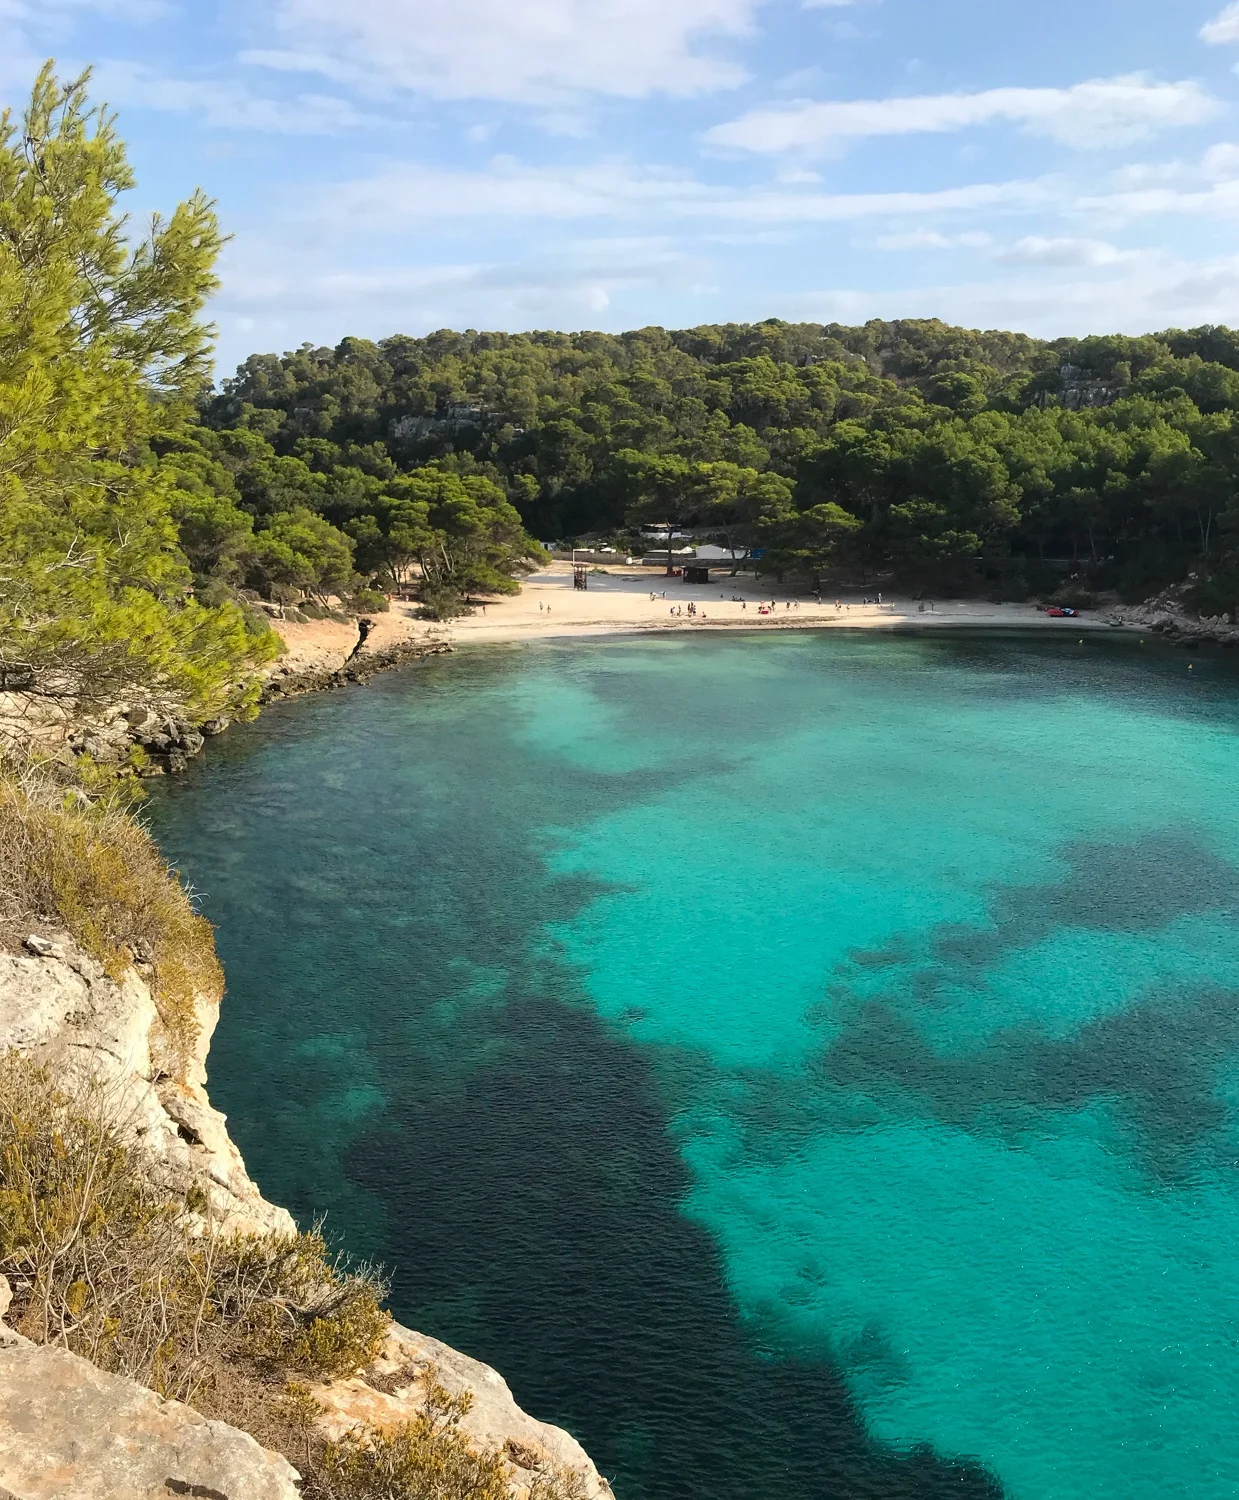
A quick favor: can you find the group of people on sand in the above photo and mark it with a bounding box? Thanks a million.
[669,602,706,618]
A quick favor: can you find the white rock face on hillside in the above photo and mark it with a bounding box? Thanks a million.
[312,1321,616,1499]
[0,939,294,1237]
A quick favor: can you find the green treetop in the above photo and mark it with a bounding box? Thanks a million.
[0,64,275,714]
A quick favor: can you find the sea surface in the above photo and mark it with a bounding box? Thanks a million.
[148,630,1239,1500]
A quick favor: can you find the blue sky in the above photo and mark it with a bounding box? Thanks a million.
[7,1,1239,373]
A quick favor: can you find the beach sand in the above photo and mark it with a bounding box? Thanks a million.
[437,563,1119,643]
[271,562,1125,671]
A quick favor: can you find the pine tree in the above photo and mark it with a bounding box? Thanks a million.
[0,63,275,715]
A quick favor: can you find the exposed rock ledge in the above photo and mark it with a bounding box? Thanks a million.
[1110,584,1239,647]
[0,940,613,1499]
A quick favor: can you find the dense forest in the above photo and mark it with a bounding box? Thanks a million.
[184,317,1239,611]
[9,52,1239,715]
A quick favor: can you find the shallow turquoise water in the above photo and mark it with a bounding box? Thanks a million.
[149,631,1239,1498]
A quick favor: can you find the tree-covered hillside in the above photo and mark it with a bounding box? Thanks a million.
[196,319,1239,606]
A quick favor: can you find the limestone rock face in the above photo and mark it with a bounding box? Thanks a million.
[0,1325,301,1500]
[312,1322,616,1500]
[0,940,613,1499]
[0,942,293,1238]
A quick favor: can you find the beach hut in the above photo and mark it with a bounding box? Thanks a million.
[682,563,712,584]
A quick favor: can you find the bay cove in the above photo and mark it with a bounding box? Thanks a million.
[149,631,1239,1500]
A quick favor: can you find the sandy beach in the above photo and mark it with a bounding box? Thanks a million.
[270,561,1126,673]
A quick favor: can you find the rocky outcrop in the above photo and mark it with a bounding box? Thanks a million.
[0,1317,301,1500]
[17,630,457,771]
[67,706,216,775]
[0,939,614,1497]
[261,636,452,703]
[316,1323,613,1499]
[0,937,293,1237]
[1111,588,1239,647]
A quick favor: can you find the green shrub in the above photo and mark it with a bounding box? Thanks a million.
[414,585,473,621]
[352,588,390,613]
[316,1382,509,1500]
[1187,569,1239,620]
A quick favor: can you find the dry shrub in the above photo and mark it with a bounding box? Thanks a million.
[0,766,218,1060]
[315,1380,510,1500]
[0,1053,599,1500]
[0,1055,388,1407]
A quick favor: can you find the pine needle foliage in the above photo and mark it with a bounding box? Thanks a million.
[0,64,276,714]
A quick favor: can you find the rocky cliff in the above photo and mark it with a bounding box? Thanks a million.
[0,934,612,1500]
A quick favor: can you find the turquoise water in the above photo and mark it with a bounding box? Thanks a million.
[149,631,1239,1498]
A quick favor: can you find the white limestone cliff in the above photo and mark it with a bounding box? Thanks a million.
[0,937,614,1500]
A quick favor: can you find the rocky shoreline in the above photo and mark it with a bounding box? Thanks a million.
[41,626,454,777]
[0,938,613,1499]
[1111,599,1239,648]
[260,634,454,705]
[0,616,613,1498]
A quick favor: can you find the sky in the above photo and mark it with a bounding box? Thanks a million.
[7,1,1239,374]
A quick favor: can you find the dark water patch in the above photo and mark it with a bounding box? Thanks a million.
[736,833,1239,1180]
[818,985,1239,1181]
[931,833,1239,975]
[148,634,1239,1500]
[351,995,1002,1500]
[152,662,1004,1498]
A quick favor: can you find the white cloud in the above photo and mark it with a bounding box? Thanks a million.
[1079,148,1239,221]
[1201,4,1239,43]
[302,159,1053,230]
[92,60,376,132]
[245,0,762,103]
[705,74,1221,154]
[874,229,992,250]
[781,255,1239,338]
[209,233,710,369]
[996,236,1145,268]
